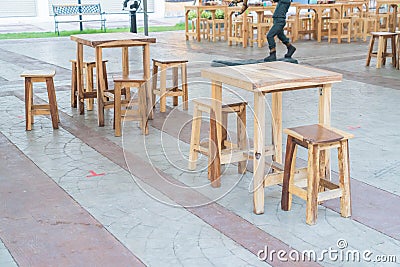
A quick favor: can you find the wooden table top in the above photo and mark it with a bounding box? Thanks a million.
[376,0,400,5]
[201,62,342,93]
[70,32,156,48]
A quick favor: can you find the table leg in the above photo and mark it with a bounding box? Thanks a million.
[319,84,332,180]
[143,44,153,120]
[272,92,282,165]
[77,43,84,115]
[208,81,222,187]
[122,47,129,77]
[96,47,106,127]
[317,11,322,42]
[185,10,189,41]
[253,91,266,215]
[197,9,201,41]
[243,12,248,48]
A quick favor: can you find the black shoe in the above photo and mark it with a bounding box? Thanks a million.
[264,52,277,62]
[284,45,296,58]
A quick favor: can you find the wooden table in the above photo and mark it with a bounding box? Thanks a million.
[70,33,156,126]
[201,62,342,214]
[185,5,227,42]
[376,0,400,32]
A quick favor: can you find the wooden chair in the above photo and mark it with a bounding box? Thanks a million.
[152,59,188,113]
[188,99,247,187]
[208,18,226,42]
[249,15,273,47]
[21,70,59,131]
[281,124,353,225]
[297,11,316,40]
[366,32,397,68]
[328,19,351,44]
[103,76,147,136]
[70,59,108,112]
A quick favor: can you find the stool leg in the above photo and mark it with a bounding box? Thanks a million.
[377,36,384,68]
[221,113,228,150]
[86,64,94,111]
[391,36,396,67]
[160,65,167,113]
[366,35,375,66]
[45,78,59,130]
[281,135,296,211]
[188,104,202,170]
[306,144,320,225]
[114,82,122,136]
[151,62,158,111]
[172,66,179,107]
[338,140,351,218]
[25,78,33,131]
[237,104,247,174]
[71,61,77,108]
[383,36,388,66]
[181,63,188,110]
[139,84,149,135]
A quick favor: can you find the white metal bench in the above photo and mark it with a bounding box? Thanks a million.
[52,4,106,35]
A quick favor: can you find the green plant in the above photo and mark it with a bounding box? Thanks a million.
[188,10,197,20]
[201,10,212,19]
[215,9,224,19]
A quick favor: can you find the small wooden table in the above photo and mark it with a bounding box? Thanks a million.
[70,32,156,126]
[201,62,342,214]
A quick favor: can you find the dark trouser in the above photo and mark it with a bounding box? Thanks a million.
[267,18,289,50]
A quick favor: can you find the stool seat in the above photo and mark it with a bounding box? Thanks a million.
[284,124,348,144]
[281,124,353,225]
[21,70,56,78]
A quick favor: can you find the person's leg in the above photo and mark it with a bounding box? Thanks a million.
[264,20,282,62]
[275,20,297,58]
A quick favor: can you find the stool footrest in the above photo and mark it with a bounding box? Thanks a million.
[153,88,184,97]
[318,188,343,202]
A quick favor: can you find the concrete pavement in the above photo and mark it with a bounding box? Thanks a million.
[0,30,399,266]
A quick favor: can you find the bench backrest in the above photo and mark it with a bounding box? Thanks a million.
[53,4,103,16]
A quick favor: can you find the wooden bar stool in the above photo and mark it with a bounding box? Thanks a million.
[103,76,147,136]
[21,70,59,131]
[208,18,226,42]
[328,19,351,44]
[70,59,108,113]
[188,99,247,187]
[366,32,397,68]
[281,124,354,225]
[152,59,188,113]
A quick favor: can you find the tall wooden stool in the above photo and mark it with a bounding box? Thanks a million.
[281,124,354,225]
[366,32,397,68]
[328,19,351,44]
[21,70,59,131]
[188,99,247,187]
[70,60,108,114]
[208,19,226,42]
[152,59,188,113]
[102,76,147,136]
